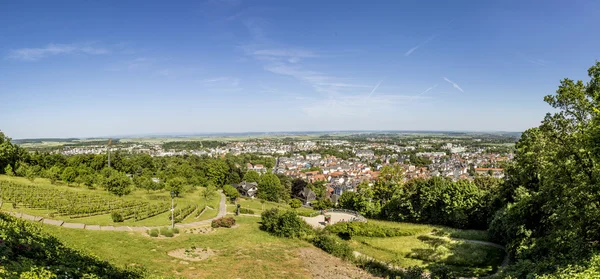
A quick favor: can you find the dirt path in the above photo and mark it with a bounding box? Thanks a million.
[297,247,382,279]
[4,191,227,231]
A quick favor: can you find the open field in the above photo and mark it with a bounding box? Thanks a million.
[40,216,317,278]
[0,175,219,227]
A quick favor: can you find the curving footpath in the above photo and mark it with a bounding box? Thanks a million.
[4,192,227,232]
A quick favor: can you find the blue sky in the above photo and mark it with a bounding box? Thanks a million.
[1,0,599,139]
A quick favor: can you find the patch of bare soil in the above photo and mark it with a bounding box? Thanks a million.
[168,247,215,262]
[184,227,214,234]
[297,247,382,279]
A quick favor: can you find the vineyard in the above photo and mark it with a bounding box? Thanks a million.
[169,204,198,223]
[0,181,170,222]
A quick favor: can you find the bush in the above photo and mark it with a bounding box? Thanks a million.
[289,198,302,209]
[239,208,255,214]
[111,212,124,223]
[148,229,159,237]
[172,227,180,234]
[325,221,414,239]
[311,233,353,260]
[0,212,142,278]
[211,217,236,228]
[260,208,314,239]
[159,227,174,237]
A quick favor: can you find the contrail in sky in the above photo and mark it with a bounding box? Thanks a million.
[367,80,383,98]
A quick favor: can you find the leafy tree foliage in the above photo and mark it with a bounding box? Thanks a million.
[222,184,240,202]
[165,177,187,197]
[257,173,285,202]
[289,198,302,209]
[489,62,600,277]
[381,177,492,229]
[0,213,143,278]
[291,178,307,197]
[260,208,314,238]
[0,132,19,174]
[201,184,217,205]
[61,166,77,185]
[100,169,132,197]
[243,170,260,183]
[338,182,381,217]
[3,165,14,176]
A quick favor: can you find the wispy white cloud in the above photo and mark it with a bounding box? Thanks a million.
[443,77,464,92]
[251,48,317,64]
[201,77,229,83]
[404,35,437,56]
[7,43,108,61]
[199,76,242,92]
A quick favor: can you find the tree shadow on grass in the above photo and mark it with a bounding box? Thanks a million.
[408,234,504,277]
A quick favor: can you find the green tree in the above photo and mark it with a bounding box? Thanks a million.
[223,184,240,202]
[25,167,36,182]
[201,183,217,206]
[289,198,302,209]
[61,167,77,185]
[4,164,14,176]
[101,171,132,196]
[258,173,284,202]
[46,165,61,184]
[489,62,600,277]
[133,175,154,192]
[0,132,18,173]
[243,170,260,183]
[166,177,187,197]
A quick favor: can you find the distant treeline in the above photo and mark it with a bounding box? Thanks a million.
[162,141,226,150]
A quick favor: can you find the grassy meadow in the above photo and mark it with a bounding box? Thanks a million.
[40,216,313,278]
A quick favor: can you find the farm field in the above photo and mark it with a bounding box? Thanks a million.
[0,175,220,227]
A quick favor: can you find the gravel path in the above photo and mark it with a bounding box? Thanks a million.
[5,191,227,231]
[301,212,358,228]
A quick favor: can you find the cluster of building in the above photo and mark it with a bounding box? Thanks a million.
[55,137,513,205]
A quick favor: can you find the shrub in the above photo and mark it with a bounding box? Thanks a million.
[172,227,180,234]
[325,221,414,239]
[211,217,236,228]
[260,208,314,239]
[111,212,124,223]
[148,229,159,237]
[289,198,302,209]
[239,208,255,214]
[429,264,454,279]
[311,233,353,260]
[159,227,174,237]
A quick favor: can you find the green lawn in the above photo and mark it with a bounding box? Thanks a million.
[40,216,313,278]
[346,220,503,277]
[0,175,221,227]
